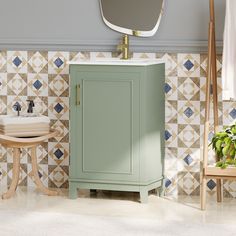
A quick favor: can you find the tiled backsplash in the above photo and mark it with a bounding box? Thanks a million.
[0,51,235,198]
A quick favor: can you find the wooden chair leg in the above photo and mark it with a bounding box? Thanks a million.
[2,148,21,199]
[31,146,58,196]
[216,179,222,202]
[200,176,207,210]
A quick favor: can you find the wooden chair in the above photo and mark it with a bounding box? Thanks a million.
[0,130,59,199]
[200,0,236,210]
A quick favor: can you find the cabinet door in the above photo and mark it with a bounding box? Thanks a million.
[70,67,140,182]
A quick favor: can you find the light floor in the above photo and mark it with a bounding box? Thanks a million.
[0,187,236,236]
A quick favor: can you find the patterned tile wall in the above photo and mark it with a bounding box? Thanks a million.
[0,51,235,198]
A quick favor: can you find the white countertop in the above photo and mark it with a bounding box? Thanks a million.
[68,58,165,66]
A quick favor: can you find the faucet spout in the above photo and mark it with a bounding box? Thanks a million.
[117,34,130,60]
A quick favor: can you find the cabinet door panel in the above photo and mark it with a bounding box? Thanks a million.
[83,79,133,174]
[70,69,140,182]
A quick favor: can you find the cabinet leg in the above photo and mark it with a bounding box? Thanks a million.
[140,189,148,203]
[69,182,78,199]
[159,178,165,197]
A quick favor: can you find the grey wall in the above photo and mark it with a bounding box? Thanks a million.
[0,0,225,52]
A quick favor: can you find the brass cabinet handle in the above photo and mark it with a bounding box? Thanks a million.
[76,84,80,106]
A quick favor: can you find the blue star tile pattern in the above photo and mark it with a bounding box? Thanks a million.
[165,179,172,188]
[183,154,193,165]
[13,56,22,67]
[54,149,63,159]
[184,59,194,71]
[184,107,194,118]
[54,103,64,113]
[33,80,43,90]
[164,83,172,94]
[207,179,216,190]
[229,108,236,119]
[165,130,172,141]
[54,57,64,68]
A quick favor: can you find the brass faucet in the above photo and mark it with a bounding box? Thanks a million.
[117,34,130,60]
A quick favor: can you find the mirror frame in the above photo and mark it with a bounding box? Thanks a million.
[99,0,165,37]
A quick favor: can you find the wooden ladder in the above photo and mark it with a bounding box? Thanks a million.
[200,0,236,210]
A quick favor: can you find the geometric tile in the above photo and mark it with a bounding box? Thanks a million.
[7,73,27,96]
[48,74,69,97]
[164,83,172,94]
[27,96,48,116]
[6,96,27,115]
[184,107,194,118]
[165,130,172,141]
[0,96,7,114]
[50,119,69,143]
[7,51,28,73]
[0,73,7,96]
[48,52,69,74]
[178,101,200,125]
[165,124,178,148]
[48,165,68,188]
[178,172,200,195]
[165,77,178,100]
[177,77,200,101]
[165,179,172,188]
[184,60,194,71]
[178,124,200,148]
[156,53,178,76]
[27,73,48,96]
[28,51,48,73]
[69,52,90,61]
[177,54,200,77]
[90,52,112,60]
[0,51,7,73]
[48,142,69,166]
[165,100,177,123]
[207,179,216,190]
[48,97,69,120]
[229,108,236,119]
[183,154,193,166]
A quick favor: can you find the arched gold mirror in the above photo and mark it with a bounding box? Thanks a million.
[100,0,165,37]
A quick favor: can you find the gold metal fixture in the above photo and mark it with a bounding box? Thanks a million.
[133,30,140,37]
[117,34,130,60]
[76,84,80,106]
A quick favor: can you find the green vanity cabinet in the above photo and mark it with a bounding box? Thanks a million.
[69,62,165,203]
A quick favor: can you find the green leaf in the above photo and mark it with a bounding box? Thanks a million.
[222,144,230,156]
[215,140,222,152]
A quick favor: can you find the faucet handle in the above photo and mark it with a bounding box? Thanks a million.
[27,100,35,113]
[13,102,22,116]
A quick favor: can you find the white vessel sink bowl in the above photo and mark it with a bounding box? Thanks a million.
[68,58,164,66]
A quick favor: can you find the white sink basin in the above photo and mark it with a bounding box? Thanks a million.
[68,58,164,66]
[0,114,50,125]
[0,115,50,137]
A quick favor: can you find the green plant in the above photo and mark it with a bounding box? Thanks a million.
[210,123,236,169]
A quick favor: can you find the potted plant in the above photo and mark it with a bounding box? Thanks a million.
[210,123,236,169]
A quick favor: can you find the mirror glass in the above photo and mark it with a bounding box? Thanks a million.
[100,0,164,37]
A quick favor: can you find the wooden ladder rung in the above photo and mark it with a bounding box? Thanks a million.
[205,166,236,178]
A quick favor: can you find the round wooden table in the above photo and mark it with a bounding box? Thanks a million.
[0,130,59,199]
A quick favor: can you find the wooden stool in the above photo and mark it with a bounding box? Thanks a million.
[0,130,59,199]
